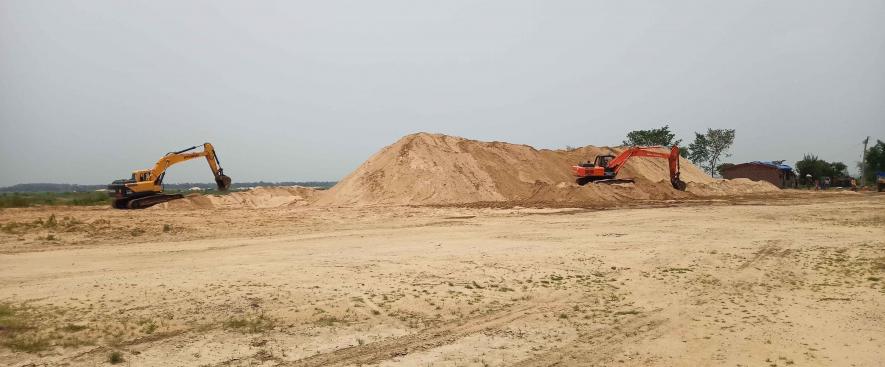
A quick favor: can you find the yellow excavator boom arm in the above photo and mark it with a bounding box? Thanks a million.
[127,143,230,193]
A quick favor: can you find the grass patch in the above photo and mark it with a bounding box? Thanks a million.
[662,267,693,273]
[0,303,32,334]
[0,303,51,352]
[1,214,89,236]
[223,313,275,333]
[1,303,106,353]
[140,320,157,334]
[60,324,88,333]
[108,350,125,364]
[315,315,343,327]
[4,336,50,352]
[0,192,109,208]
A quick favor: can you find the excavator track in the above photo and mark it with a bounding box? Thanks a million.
[120,194,184,209]
[576,177,635,186]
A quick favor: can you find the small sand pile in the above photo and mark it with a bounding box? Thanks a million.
[686,178,781,196]
[151,186,320,210]
[318,133,777,206]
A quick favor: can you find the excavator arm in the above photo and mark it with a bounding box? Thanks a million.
[608,146,684,190]
[148,143,231,190]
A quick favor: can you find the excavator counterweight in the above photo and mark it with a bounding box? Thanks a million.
[108,143,231,209]
[572,145,686,191]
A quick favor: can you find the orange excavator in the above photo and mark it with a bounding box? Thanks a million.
[571,146,686,190]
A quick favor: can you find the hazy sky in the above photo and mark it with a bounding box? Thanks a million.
[1,1,883,186]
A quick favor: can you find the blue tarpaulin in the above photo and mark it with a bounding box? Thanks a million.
[750,161,794,173]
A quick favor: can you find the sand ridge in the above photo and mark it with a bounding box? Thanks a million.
[152,186,320,210]
[165,133,778,209]
[318,133,775,206]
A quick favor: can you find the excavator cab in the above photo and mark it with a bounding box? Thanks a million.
[573,155,618,185]
[577,155,614,169]
[595,155,614,169]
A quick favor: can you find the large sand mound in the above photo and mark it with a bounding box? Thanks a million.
[318,133,776,206]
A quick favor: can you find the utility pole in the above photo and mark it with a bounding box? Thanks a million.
[860,136,869,188]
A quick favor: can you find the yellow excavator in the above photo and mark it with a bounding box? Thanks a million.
[107,143,232,209]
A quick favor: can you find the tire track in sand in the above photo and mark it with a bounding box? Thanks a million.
[280,302,548,367]
[510,314,665,367]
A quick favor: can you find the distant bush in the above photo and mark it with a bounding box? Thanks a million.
[0,192,110,208]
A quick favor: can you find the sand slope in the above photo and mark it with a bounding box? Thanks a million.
[150,186,320,210]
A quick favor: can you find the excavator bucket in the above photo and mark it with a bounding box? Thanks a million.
[671,178,687,191]
[216,174,232,191]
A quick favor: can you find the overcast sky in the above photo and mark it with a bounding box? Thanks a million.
[1,1,883,186]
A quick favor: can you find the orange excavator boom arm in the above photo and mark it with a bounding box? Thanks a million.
[607,146,683,189]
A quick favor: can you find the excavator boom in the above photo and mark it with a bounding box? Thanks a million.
[108,143,232,209]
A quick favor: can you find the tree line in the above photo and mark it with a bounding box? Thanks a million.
[0,181,338,193]
[619,125,884,184]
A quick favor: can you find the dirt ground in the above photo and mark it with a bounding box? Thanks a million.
[1,192,883,366]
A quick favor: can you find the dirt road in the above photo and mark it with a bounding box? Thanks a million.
[1,193,883,366]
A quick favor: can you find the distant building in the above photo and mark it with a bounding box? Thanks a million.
[721,161,797,189]
[188,187,204,191]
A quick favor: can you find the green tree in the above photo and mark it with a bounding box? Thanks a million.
[796,154,824,182]
[687,128,736,177]
[829,162,848,177]
[622,125,682,147]
[796,155,850,184]
[622,124,689,158]
[861,140,885,185]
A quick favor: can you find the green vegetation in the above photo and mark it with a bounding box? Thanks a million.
[60,324,88,332]
[1,214,85,236]
[108,350,125,364]
[861,139,884,185]
[223,313,276,333]
[0,192,109,208]
[0,181,337,193]
[0,303,28,333]
[0,302,51,353]
[622,125,689,157]
[796,154,849,182]
[622,125,738,168]
[688,128,737,177]
[314,315,342,327]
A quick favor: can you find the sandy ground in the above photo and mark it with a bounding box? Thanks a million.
[1,192,883,366]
